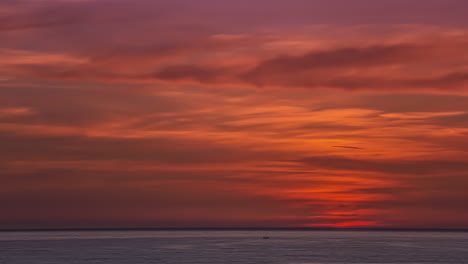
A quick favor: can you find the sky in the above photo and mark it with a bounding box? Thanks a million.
[1,0,468,229]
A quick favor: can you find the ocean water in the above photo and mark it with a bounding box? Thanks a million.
[1,230,468,263]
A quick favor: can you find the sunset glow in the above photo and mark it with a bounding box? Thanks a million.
[1,0,468,229]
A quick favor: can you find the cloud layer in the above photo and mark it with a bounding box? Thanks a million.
[1,0,468,229]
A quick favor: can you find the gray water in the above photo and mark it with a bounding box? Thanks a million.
[1,230,468,263]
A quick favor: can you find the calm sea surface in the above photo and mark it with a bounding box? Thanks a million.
[1,230,468,263]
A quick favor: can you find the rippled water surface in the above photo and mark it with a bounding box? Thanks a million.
[1,230,468,263]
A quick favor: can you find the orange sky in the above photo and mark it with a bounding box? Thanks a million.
[1,0,468,229]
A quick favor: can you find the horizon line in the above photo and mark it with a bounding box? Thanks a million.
[1,227,468,232]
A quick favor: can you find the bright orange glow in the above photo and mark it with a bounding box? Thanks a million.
[305,221,384,228]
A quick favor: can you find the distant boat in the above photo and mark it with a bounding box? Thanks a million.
[263,236,270,239]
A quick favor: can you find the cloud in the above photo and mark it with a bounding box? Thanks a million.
[241,44,424,82]
[0,0,86,32]
[299,155,468,175]
[1,0,468,229]
[3,25,468,94]
[332,146,364,150]
[0,107,32,117]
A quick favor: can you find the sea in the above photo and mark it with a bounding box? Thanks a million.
[1,230,468,264]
